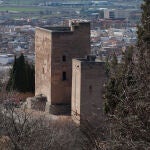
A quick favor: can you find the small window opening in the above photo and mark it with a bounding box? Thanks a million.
[42,67,44,74]
[62,72,67,81]
[62,55,66,62]
[89,85,92,93]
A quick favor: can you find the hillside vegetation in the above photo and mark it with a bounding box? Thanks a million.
[3,0,44,5]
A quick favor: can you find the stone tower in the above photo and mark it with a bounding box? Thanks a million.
[35,21,90,113]
[71,55,106,124]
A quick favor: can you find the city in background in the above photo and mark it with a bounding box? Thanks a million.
[0,0,142,78]
[0,1,149,149]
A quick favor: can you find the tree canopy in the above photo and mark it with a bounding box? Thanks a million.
[7,54,35,93]
[104,0,150,149]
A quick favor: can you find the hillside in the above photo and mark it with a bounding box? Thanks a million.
[3,0,44,5]
[3,0,142,5]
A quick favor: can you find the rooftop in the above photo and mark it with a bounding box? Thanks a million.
[74,55,104,63]
[43,26,71,32]
[39,20,90,33]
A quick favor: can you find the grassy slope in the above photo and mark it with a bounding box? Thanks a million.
[3,0,87,5]
[0,6,45,12]
[3,0,44,5]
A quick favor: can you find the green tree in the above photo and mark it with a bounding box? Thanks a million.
[15,54,27,92]
[104,53,121,114]
[104,49,134,114]
[104,0,150,149]
[7,54,35,93]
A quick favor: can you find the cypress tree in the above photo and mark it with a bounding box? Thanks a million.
[30,65,35,93]
[104,54,121,114]
[7,54,35,93]
[16,54,27,92]
[104,49,134,114]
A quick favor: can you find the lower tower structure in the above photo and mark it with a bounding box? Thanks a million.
[72,55,106,124]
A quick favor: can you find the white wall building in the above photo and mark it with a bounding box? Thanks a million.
[0,54,14,65]
[104,9,130,19]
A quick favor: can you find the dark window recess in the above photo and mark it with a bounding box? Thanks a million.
[62,55,66,62]
[89,85,92,93]
[42,67,44,74]
[62,72,67,81]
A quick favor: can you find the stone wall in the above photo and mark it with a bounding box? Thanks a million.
[72,59,106,124]
[35,28,52,104]
[51,23,90,104]
[26,95,47,111]
[35,22,90,106]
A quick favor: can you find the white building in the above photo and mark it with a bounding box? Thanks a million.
[0,54,14,65]
[104,9,130,19]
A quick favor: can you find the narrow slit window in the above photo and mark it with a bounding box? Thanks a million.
[62,55,66,62]
[62,72,67,81]
[89,85,92,93]
[42,67,44,74]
